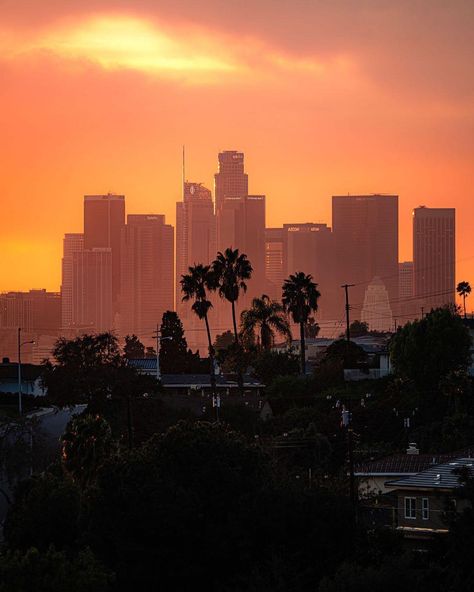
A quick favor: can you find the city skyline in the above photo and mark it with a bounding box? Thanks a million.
[2,1,474,292]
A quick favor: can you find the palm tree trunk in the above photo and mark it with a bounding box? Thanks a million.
[300,321,306,374]
[204,313,218,421]
[464,294,467,318]
[231,300,238,343]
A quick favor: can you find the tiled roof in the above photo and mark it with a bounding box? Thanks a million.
[355,448,474,476]
[386,457,474,490]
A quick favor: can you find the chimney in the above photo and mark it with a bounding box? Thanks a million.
[406,443,419,455]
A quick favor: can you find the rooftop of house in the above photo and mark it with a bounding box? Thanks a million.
[355,446,474,476]
[0,358,43,381]
[386,457,474,490]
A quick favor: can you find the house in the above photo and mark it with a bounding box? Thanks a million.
[0,357,46,396]
[385,457,474,540]
[356,444,474,497]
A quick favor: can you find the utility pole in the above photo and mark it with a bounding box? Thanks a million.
[155,323,160,382]
[421,306,424,319]
[341,284,355,342]
[17,328,22,416]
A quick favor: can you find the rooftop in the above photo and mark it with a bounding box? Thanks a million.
[386,457,474,490]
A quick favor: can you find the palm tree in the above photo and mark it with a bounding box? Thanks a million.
[180,264,218,411]
[457,281,471,318]
[282,272,321,374]
[240,294,292,350]
[212,248,253,342]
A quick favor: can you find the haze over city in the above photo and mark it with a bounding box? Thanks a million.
[1,0,474,292]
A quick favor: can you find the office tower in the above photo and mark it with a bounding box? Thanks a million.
[120,215,174,342]
[61,233,84,328]
[83,194,125,314]
[0,289,61,333]
[413,206,455,312]
[282,223,335,319]
[399,261,414,299]
[244,195,266,297]
[361,277,393,332]
[265,228,285,301]
[332,194,399,321]
[214,151,248,212]
[176,182,216,311]
[71,248,113,332]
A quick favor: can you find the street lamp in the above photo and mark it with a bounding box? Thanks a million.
[17,327,35,416]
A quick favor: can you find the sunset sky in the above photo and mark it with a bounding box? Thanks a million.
[1,0,473,292]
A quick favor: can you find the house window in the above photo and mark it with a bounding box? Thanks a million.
[404,497,416,519]
[422,497,429,520]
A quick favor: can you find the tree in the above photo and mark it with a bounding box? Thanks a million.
[390,307,472,390]
[61,414,115,488]
[145,346,156,359]
[305,317,320,339]
[251,350,300,385]
[212,247,253,341]
[0,546,113,592]
[123,335,145,360]
[181,264,218,403]
[42,333,123,406]
[158,311,190,373]
[240,294,291,350]
[457,281,472,318]
[282,272,321,374]
[348,320,369,338]
[213,330,234,352]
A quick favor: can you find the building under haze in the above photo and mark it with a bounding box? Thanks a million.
[214,151,248,212]
[71,248,113,332]
[84,194,125,316]
[120,214,174,344]
[265,228,285,301]
[176,182,216,322]
[413,206,455,312]
[61,233,84,329]
[361,276,393,332]
[332,194,399,322]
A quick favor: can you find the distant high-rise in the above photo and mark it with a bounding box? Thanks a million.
[361,276,393,332]
[71,248,113,332]
[214,151,248,212]
[265,228,285,301]
[0,289,61,333]
[176,182,216,311]
[61,233,84,328]
[120,215,174,341]
[399,261,414,299]
[84,194,125,315]
[332,194,398,321]
[413,206,455,312]
[283,223,335,319]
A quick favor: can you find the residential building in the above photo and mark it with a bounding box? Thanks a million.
[413,206,455,313]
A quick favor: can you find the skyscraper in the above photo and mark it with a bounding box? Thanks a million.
[214,151,248,212]
[283,223,335,319]
[61,233,84,329]
[83,194,125,315]
[176,182,216,351]
[71,248,113,332]
[265,228,285,301]
[413,206,455,312]
[332,194,399,321]
[398,261,415,322]
[120,214,174,342]
[361,276,393,332]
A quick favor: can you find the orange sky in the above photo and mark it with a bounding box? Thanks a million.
[1,0,473,292]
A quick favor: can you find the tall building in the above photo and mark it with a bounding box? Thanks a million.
[361,276,393,332]
[214,151,248,212]
[265,228,285,301]
[413,206,455,312]
[0,289,61,333]
[83,194,125,315]
[283,223,335,319]
[71,248,113,332]
[61,233,84,329]
[332,194,399,321]
[120,215,174,343]
[176,182,216,311]
[399,261,414,299]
